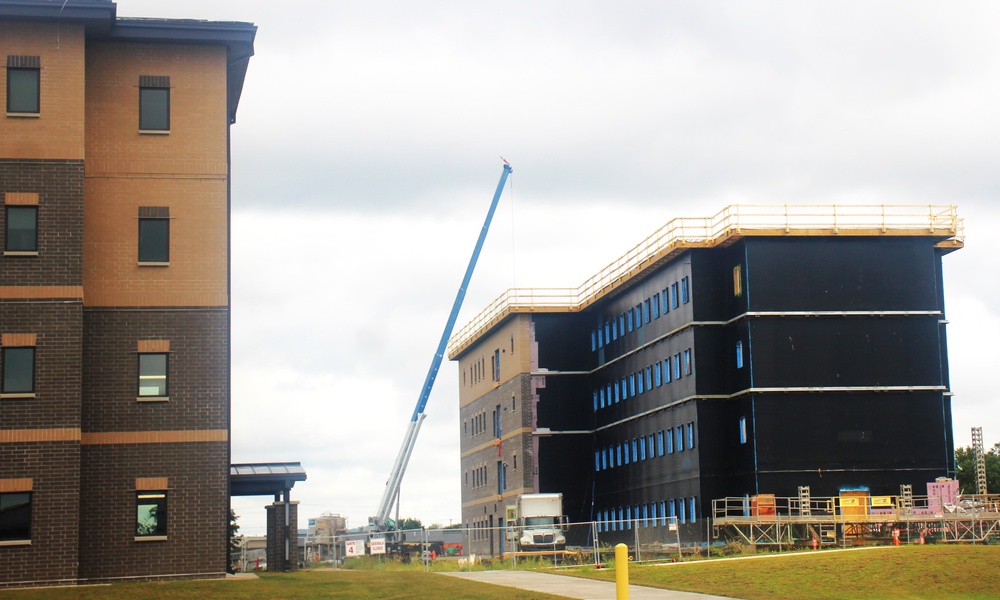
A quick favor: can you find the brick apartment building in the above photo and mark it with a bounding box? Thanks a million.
[450,205,963,556]
[0,0,255,587]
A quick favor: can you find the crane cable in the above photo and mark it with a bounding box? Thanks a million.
[507,171,517,292]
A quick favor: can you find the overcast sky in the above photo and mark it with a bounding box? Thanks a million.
[121,1,1000,536]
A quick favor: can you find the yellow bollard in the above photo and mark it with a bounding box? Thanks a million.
[615,543,629,600]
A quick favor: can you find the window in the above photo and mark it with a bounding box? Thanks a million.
[629,373,636,397]
[645,366,652,390]
[673,353,682,380]
[643,299,650,324]
[623,442,630,464]
[0,491,31,542]
[681,276,690,304]
[670,283,679,309]
[138,215,169,263]
[5,206,37,252]
[663,358,671,383]
[138,353,168,397]
[679,498,686,524]
[661,288,670,314]
[632,438,638,460]
[736,340,744,369]
[689,497,697,523]
[657,431,664,456]
[136,492,167,537]
[635,304,643,328]
[591,330,597,352]
[7,56,40,114]
[604,322,610,345]
[621,377,627,400]
[611,319,618,341]
[652,293,660,318]
[636,372,643,395]
[666,428,674,453]
[597,327,603,349]
[618,313,625,334]
[627,309,634,332]
[733,265,743,297]
[683,349,693,375]
[2,347,34,394]
[493,349,500,381]
[595,451,601,472]
[687,422,695,449]
[739,416,747,444]
[654,362,662,386]
[139,75,170,131]
[676,426,684,451]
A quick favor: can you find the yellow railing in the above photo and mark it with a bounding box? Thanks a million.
[447,204,963,358]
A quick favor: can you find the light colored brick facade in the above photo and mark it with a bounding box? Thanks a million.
[0,1,254,588]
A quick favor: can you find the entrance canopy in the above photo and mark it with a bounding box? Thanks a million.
[230,462,306,497]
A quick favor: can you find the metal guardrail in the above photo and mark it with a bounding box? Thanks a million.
[447,204,964,357]
[712,493,1000,524]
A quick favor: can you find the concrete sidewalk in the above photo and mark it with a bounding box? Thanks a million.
[443,570,734,600]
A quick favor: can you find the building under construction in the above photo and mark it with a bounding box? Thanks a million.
[449,205,963,556]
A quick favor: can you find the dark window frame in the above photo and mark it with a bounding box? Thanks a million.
[135,491,168,538]
[2,346,35,394]
[5,205,37,252]
[7,66,39,114]
[139,86,170,131]
[138,352,169,398]
[0,491,31,542]
[138,217,169,263]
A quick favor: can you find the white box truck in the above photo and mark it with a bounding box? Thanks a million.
[505,493,566,552]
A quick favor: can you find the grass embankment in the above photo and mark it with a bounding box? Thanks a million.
[570,544,1000,600]
[0,570,565,600]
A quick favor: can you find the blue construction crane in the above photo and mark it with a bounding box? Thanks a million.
[371,161,513,531]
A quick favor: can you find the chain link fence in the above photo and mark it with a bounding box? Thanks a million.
[297,518,709,570]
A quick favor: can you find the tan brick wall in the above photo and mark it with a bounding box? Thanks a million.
[83,177,228,306]
[84,42,228,307]
[458,315,532,407]
[84,43,228,177]
[0,22,86,160]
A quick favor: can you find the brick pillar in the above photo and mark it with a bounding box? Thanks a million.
[265,500,299,571]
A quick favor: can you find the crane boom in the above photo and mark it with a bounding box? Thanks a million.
[372,162,513,529]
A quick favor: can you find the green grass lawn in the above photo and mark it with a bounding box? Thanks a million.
[569,544,1000,599]
[4,545,999,599]
[0,570,566,600]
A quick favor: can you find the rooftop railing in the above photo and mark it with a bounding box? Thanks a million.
[447,204,963,358]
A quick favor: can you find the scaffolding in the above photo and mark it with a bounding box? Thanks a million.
[712,492,1000,547]
[972,427,988,496]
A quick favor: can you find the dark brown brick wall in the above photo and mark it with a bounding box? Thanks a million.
[0,160,84,287]
[78,442,228,582]
[0,442,80,588]
[82,307,228,432]
[265,502,299,572]
[0,301,83,430]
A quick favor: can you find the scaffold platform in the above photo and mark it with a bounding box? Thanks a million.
[712,493,1000,547]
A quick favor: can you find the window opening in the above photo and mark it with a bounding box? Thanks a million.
[2,347,34,394]
[5,206,37,252]
[138,353,168,397]
[139,75,170,131]
[136,492,167,537]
